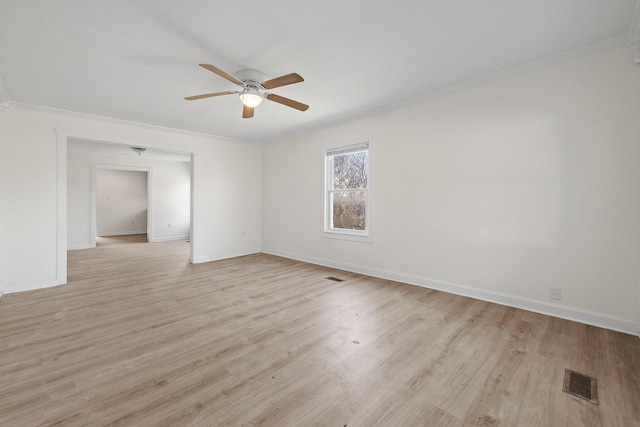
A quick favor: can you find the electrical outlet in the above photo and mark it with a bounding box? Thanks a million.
[168,223,172,228]
[130,220,134,224]
[550,287,561,301]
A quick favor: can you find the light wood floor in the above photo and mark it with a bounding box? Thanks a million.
[1,235,638,426]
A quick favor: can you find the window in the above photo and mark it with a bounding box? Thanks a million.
[324,140,370,239]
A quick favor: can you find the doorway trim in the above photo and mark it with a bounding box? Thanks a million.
[56,127,197,286]
[92,164,153,247]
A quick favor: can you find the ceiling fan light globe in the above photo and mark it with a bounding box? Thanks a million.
[239,92,263,107]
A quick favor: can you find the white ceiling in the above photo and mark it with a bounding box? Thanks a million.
[1,1,638,143]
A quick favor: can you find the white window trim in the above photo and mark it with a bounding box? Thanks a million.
[322,137,373,243]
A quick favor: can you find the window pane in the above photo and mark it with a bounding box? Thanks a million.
[332,191,366,230]
[332,151,368,190]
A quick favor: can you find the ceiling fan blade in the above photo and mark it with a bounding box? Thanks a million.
[261,73,304,90]
[266,93,309,111]
[184,91,235,101]
[199,64,245,86]
[242,105,255,119]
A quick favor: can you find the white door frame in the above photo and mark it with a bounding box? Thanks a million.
[56,128,197,285]
[92,164,153,246]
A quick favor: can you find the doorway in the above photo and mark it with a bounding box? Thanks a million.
[95,167,150,244]
[57,128,197,285]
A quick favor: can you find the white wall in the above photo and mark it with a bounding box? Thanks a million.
[262,46,640,334]
[67,149,191,247]
[152,161,191,242]
[0,107,261,292]
[1,45,637,335]
[97,169,148,237]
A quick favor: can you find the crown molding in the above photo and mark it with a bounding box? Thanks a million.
[8,101,258,145]
[267,35,630,144]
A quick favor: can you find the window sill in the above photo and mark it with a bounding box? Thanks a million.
[322,230,373,243]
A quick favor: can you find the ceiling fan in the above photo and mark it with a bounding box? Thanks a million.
[185,64,309,119]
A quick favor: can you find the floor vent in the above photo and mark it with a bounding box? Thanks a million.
[325,276,345,282]
[563,369,598,404]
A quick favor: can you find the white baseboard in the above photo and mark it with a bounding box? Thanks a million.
[3,279,64,294]
[263,249,640,337]
[191,247,261,264]
[68,243,92,250]
[149,235,190,243]
[97,230,147,237]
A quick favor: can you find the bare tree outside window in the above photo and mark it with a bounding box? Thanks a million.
[327,149,368,232]
[331,191,367,230]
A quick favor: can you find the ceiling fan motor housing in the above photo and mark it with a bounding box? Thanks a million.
[235,69,267,88]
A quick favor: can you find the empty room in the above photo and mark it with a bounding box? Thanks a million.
[1,1,639,426]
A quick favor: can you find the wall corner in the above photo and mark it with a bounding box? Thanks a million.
[0,74,9,113]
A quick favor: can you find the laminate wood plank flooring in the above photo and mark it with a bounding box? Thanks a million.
[1,235,639,426]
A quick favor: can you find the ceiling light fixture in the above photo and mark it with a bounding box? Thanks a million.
[239,87,264,107]
[131,147,147,156]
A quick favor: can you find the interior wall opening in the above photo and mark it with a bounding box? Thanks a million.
[59,129,196,285]
[96,168,149,244]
